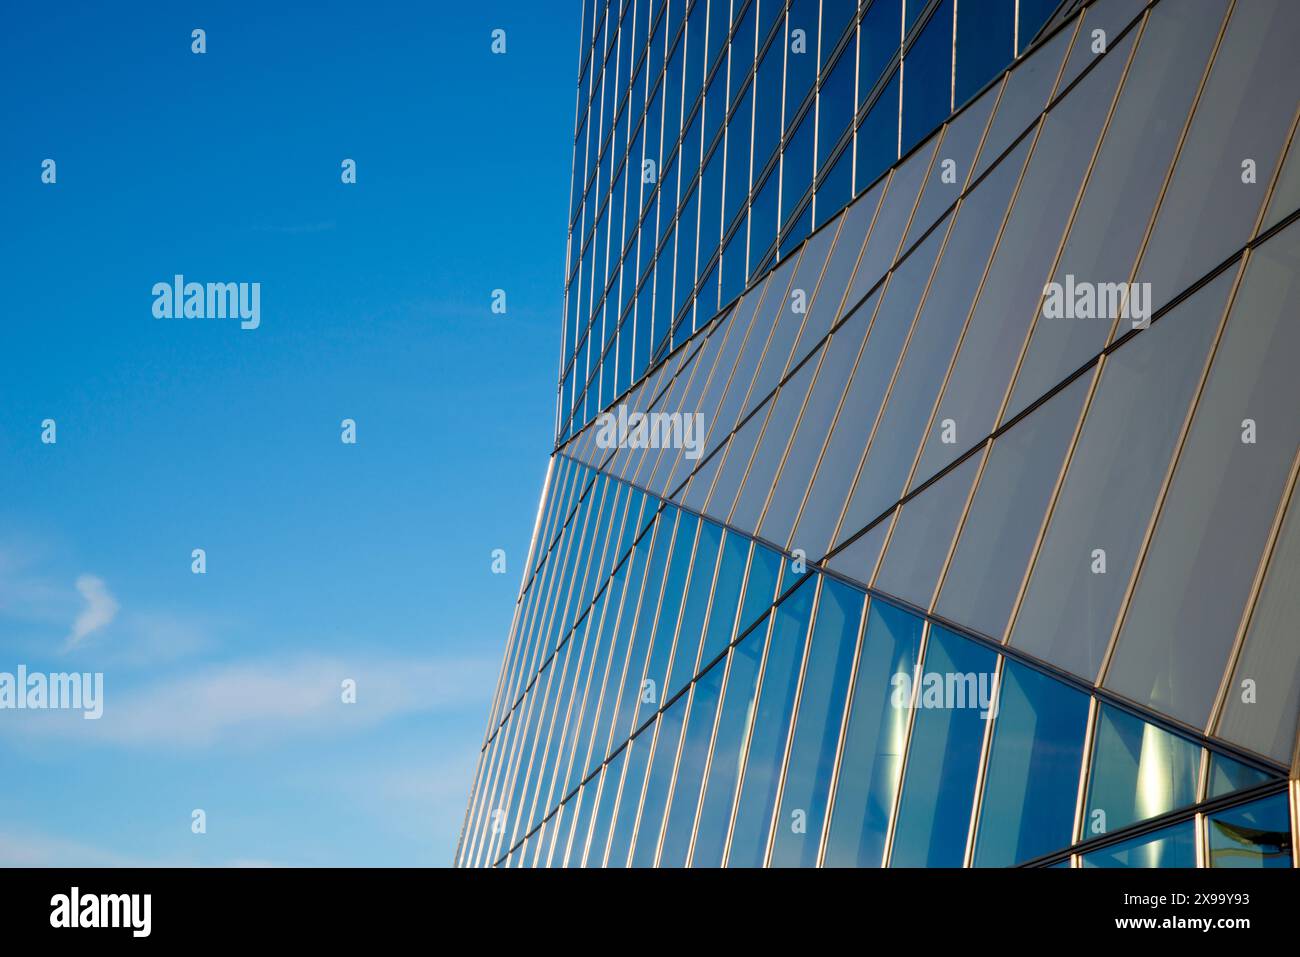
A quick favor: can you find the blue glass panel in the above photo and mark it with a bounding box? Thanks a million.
[890,626,996,867]
[582,749,626,867]
[816,140,854,224]
[856,70,900,191]
[561,577,622,799]
[749,167,780,270]
[629,693,690,865]
[974,660,1089,866]
[754,39,786,171]
[724,86,754,227]
[658,660,727,866]
[757,0,784,44]
[818,45,856,170]
[779,202,813,260]
[900,0,953,153]
[665,519,725,697]
[786,0,820,124]
[604,724,656,867]
[738,543,784,644]
[698,531,752,667]
[729,2,758,101]
[1085,704,1201,838]
[954,0,1014,106]
[823,600,925,867]
[1017,0,1061,54]
[692,616,769,866]
[770,578,866,866]
[638,510,699,722]
[860,0,903,111]
[612,508,677,741]
[728,577,818,866]
[1207,794,1293,869]
[783,106,817,222]
[1207,753,1276,800]
[1081,821,1198,868]
[560,784,596,867]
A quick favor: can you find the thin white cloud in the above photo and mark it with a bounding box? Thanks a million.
[0,830,162,867]
[6,654,498,748]
[0,830,284,868]
[65,574,119,648]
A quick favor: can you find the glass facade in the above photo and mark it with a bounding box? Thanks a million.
[461,0,1300,868]
[557,0,1071,443]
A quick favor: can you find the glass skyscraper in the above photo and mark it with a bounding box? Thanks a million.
[458,0,1300,868]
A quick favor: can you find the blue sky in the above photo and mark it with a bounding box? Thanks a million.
[0,1,577,865]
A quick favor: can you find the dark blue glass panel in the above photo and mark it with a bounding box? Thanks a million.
[890,625,995,867]
[856,70,900,192]
[900,0,953,153]
[973,660,1089,866]
[779,202,812,260]
[770,578,865,866]
[1017,0,1061,54]
[754,39,786,169]
[758,0,785,44]
[728,576,817,866]
[685,0,708,103]
[729,2,758,101]
[707,0,730,71]
[720,223,748,307]
[786,0,820,124]
[823,599,925,867]
[724,87,754,227]
[783,106,817,222]
[749,168,780,271]
[816,141,853,225]
[860,0,903,111]
[818,45,856,170]
[700,144,725,251]
[954,0,1014,106]
[903,0,927,33]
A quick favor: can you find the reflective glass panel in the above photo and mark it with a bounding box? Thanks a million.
[1207,794,1293,869]
[823,600,925,867]
[1085,704,1201,838]
[973,660,1089,867]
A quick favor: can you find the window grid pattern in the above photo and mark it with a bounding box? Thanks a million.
[457,454,1290,868]
[557,0,1067,446]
